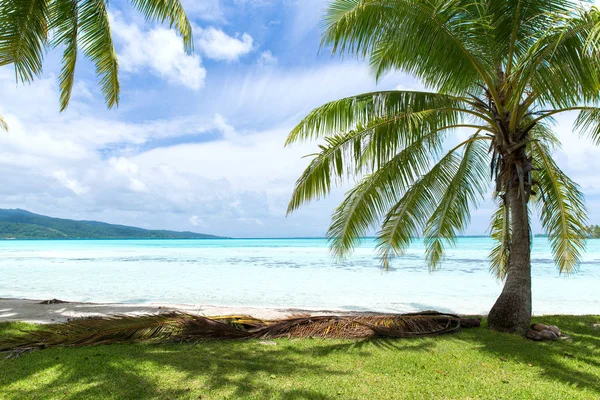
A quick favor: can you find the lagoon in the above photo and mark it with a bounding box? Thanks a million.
[0,237,598,315]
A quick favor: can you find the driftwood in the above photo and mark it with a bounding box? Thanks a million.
[0,311,481,355]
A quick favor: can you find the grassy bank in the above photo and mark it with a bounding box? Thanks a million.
[1,316,599,399]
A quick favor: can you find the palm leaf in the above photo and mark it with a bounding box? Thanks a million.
[489,196,511,279]
[50,0,79,111]
[514,8,600,109]
[530,140,588,274]
[424,137,490,268]
[286,90,466,145]
[0,0,49,82]
[375,144,466,268]
[326,126,450,259]
[322,0,494,94]
[0,312,480,355]
[0,115,7,131]
[574,107,600,145]
[287,106,469,214]
[129,0,193,53]
[489,0,578,71]
[78,0,120,108]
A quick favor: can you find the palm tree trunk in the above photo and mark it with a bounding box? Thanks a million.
[487,185,532,333]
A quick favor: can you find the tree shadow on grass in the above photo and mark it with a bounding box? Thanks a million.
[285,336,436,357]
[0,328,436,400]
[1,317,599,399]
[0,340,341,399]
[453,315,600,395]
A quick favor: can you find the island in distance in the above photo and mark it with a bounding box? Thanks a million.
[0,209,222,240]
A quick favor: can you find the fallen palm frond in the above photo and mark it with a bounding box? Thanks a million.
[0,311,480,355]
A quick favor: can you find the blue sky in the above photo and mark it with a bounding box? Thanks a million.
[1,0,600,238]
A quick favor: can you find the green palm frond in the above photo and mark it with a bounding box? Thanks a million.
[78,0,119,108]
[326,126,450,259]
[286,93,477,214]
[0,0,49,82]
[129,0,193,53]
[322,0,494,94]
[574,107,600,145]
[424,137,490,269]
[489,197,511,280]
[286,90,466,145]
[529,119,561,149]
[531,141,588,274]
[50,0,79,111]
[0,115,7,131]
[514,8,600,109]
[375,137,480,269]
[489,0,578,72]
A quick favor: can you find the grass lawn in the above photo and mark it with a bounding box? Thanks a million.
[1,316,599,399]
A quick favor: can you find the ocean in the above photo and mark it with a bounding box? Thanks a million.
[0,237,598,315]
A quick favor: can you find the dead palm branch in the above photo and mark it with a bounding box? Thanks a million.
[0,311,480,355]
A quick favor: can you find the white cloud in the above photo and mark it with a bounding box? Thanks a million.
[111,14,206,90]
[53,170,89,196]
[190,215,206,227]
[109,157,149,193]
[257,50,278,66]
[196,27,254,61]
[180,0,226,22]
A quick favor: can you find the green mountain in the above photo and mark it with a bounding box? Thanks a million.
[0,209,222,239]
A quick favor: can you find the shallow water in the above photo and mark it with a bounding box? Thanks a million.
[0,237,598,315]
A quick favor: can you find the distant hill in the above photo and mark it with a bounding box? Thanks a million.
[0,209,222,239]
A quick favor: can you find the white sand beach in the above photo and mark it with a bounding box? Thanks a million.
[0,298,379,324]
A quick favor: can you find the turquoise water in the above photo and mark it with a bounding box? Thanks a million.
[0,237,599,315]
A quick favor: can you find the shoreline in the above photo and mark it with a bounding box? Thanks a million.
[0,298,396,324]
[2,298,597,325]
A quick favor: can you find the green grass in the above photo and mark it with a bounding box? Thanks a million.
[1,316,599,399]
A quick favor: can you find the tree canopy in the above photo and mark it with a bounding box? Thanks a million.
[286,0,600,331]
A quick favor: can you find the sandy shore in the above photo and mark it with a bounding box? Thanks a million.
[0,298,380,324]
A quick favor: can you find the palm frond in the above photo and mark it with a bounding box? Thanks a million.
[50,0,79,111]
[489,0,579,72]
[423,137,490,269]
[0,115,7,131]
[375,138,479,269]
[326,126,449,259]
[287,104,468,214]
[322,0,494,94]
[489,196,511,279]
[514,8,600,109]
[129,0,193,53]
[574,107,600,145]
[0,0,49,82]
[531,140,588,274]
[0,312,480,354]
[78,0,120,108]
[286,90,466,145]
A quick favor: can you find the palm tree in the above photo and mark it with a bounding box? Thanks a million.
[286,0,600,333]
[0,0,192,116]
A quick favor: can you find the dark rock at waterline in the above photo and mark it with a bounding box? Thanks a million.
[39,299,69,305]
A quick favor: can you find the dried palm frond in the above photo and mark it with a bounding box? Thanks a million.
[0,311,480,355]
